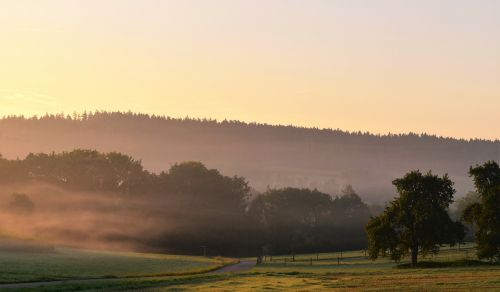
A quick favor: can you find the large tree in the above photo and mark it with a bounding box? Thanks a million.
[463,161,500,262]
[366,171,465,267]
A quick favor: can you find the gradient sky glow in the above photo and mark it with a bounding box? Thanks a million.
[1,0,499,139]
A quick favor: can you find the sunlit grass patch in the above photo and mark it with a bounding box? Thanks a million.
[0,241,227,283]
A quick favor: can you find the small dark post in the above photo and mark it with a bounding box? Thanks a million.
[292,254,295,262]
[310,257,313,265]
[337,257,340,265]
[200,245,207,257]
[316,253,319,261]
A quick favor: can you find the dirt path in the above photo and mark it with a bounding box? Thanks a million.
[210,260,256,274]
[0,260,256,290]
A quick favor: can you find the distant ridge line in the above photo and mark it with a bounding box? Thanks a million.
[1,111,498,143]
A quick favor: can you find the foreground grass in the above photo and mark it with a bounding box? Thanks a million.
[0,246,226,283]
[155,267,500,291]
[9,244,500,291]
[12,264,500,291]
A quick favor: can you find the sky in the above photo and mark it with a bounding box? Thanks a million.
[0,0,499,140]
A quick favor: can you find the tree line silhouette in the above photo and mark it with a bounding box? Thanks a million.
[0,150,371,256]
[1,150,498,262]
[1,112,498,203]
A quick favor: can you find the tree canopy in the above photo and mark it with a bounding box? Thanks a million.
[0,149,150,194]
[463,161,500,262]
[366,170,465,266]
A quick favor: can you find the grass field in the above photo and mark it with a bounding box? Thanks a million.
[6,242,500,291]
[152,266,500,291]
[0,239,227,284]
[152,244,500,291]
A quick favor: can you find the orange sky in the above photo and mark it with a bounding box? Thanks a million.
[0,0,499,139]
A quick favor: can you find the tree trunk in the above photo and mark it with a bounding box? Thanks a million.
[411,245,418,267]
[410,223,418,267]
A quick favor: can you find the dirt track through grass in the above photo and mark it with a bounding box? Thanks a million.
[210,260,256,274]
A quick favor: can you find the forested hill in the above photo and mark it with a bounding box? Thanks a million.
[0,112,498,203]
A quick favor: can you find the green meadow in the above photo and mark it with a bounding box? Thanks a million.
[0,240,226,284]
[5,243,500,291]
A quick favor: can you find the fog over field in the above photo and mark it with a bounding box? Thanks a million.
[1,113,498,204]
[0,182,166,251]
[0,149,372,255]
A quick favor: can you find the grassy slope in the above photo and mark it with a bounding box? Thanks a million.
[0,246,225,283]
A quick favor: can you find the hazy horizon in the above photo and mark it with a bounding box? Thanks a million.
[1,0,499,140]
